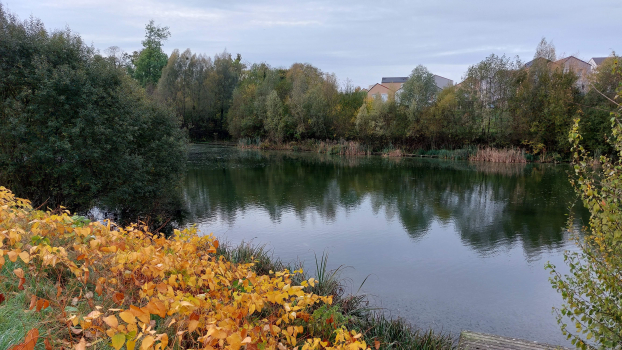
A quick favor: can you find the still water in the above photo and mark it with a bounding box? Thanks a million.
[182,144,586,346]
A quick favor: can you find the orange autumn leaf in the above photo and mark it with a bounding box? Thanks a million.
[103,315,119,328]
[159,334,169,349]
[140,335,154,350]
[8,328,39,350]
[75,337,86,350]
[35,298,47,311]
[13,268,24,278]
[119,311,136,324]
[112,292,124,305]
[187,320,199,333]
[18,251,30,263]
[227,333,243,350]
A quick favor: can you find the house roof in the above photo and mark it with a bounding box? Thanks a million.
[554,56,590,65]
[382,77,408,83]
[381,75,452,83]
[433,74,452,82]
[590,57,608,66]
[367,83,393,91]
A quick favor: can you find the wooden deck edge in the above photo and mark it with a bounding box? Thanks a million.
[457,331,570,350]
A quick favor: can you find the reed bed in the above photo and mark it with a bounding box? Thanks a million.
[469,147,527,163]
[317,140,368,156]
[382,149,404,158]
[413,147,476,161]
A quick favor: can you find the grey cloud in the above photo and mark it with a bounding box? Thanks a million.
[9,0,621,87]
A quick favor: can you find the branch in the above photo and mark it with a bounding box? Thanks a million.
[589,81,620,107]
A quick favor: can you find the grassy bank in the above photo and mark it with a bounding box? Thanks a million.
[0,187,454,350]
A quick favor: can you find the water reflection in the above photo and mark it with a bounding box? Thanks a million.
[183,145,584,257]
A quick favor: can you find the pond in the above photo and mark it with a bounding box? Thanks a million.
[182,144,586,346]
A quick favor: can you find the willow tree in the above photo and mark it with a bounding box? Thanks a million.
[547,61,622,349]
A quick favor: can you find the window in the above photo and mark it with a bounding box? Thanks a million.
[381,93,388,102]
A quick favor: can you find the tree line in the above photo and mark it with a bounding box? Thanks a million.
[146,35,619,157]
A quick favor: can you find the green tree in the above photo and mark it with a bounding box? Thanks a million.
[133,20,170,89]
[399,65,438,120]
[265,90,287,143]
[333,81,366,139]
[511,59,580,154]
[459,54,518,143]
[212,51,244,138]
[546,60,622,348]
[0,6,187,211]
[579,55,621,155]
[158,49,216,140]
[227,63,280,140]
[355,96,405,143]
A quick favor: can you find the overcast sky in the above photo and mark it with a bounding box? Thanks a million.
[7,0,621,88]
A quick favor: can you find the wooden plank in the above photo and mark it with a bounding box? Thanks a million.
[457,331,570,350]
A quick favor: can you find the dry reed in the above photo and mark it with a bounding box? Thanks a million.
[382,149,404,158]
[469,147,527,163]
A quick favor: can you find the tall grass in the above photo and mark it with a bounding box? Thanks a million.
[359,313,454,350]
[214,245,454,349]
[1,254,119,350]
[0,289,47,350]
[469,147,527,163]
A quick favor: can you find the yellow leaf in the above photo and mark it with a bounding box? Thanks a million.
[126,340,136,350]
[119,311,136,324]
[213,329,228,339]
[111,333,125,350]
[19,251,30,263]
[141,335,155,350]
[160,334,168,349]
[242,337,252,344]
[226,333,242,350]
[7,250,18,262]
[188,320,199,333]
[13,268,24,278]
[103,315,119,328]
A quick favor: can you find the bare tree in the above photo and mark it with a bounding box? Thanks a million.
[534,37,556,61]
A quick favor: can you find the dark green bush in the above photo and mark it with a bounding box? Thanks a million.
[0,6,187,210]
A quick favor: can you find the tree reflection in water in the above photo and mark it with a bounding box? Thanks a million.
[182,145,586,257]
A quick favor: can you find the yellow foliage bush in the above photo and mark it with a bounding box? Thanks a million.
[0,187,369,350]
